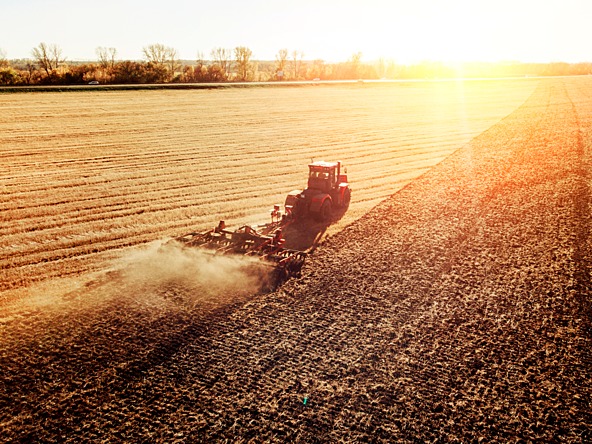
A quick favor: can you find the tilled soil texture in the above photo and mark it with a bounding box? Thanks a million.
[1,77,591,443]
[0,80,537,293]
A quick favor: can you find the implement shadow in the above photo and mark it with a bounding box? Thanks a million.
[282,205,348,252]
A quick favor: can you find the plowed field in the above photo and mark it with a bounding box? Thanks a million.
[1,80,536,294]
[1,78,591,442]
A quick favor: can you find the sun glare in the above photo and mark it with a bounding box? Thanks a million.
[306,0,529,65]
[1,0,590,65]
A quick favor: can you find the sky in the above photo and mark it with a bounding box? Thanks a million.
[1,0,590,64]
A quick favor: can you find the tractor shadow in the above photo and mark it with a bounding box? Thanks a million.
[282,206,348,252]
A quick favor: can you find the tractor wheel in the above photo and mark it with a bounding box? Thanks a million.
[342,188,351,209]
[319,199,333,223]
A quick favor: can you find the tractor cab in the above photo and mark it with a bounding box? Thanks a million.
[285,160,351,222]
[307,161,346,192]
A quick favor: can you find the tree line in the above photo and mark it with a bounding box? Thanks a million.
[1,43,591,86]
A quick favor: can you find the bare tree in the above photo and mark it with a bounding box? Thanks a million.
[291,50,304,80]
[211,47,232,79]
[309,59,326,80]
[143,43,168,66]
[190,51,204,82]
[49,43,64,72]
[234,46,253,81]
[23,61,38,85]
[197,50,228,82]
[166,47,181,79]
[275,48,288,80]
[32,42,64,77]
[349,52,363,79]
[96,47,117,71]
[143,43,179,81]
[0,48,8,68]
[375,58,386,79]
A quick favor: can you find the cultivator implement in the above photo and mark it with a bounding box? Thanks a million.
[170,211,307,284]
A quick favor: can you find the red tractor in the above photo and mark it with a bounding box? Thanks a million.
[166,160,351,288]
[285,160,351,222]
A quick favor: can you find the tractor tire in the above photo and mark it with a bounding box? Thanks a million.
[318,199,333,223]
[342,188,351,209]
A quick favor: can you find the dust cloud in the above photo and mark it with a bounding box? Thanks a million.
[114,240,272,309]
[1,240,271,320]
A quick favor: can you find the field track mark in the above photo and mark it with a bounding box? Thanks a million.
[564,82,592,335]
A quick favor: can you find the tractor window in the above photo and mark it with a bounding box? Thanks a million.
[309,170,328,180]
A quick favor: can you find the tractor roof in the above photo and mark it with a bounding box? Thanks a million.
[309,160,339,169]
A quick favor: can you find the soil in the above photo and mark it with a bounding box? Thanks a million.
[0,80,536,293]
[1,77,591,442]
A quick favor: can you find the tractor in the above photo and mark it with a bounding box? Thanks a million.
[167,160,350,288]
[285,160,351,222]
